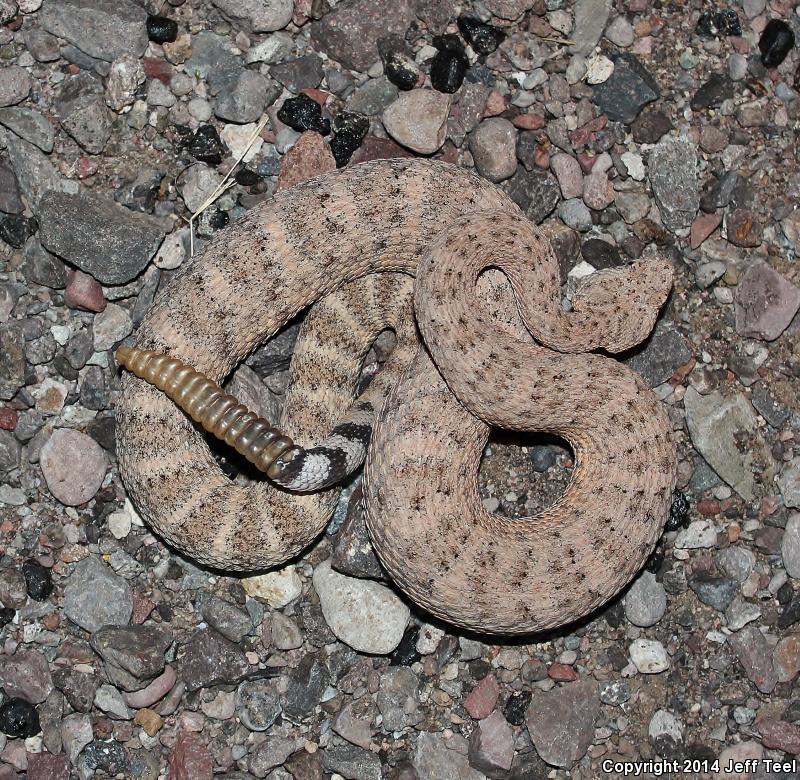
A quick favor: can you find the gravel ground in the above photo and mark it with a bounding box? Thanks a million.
[1,0,800,778]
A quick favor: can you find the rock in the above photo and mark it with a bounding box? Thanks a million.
[322,743,382,780]
[0,650,53,703]
[39,429,107,507]
[270,54,325,93]
[683,386,759,501]
[0,108,55,152]
[430,34,469,94]
[414,731,485,780]
[649,138,699,232]
[759,19,795,68]
[624,319,692,387]
[211,0,293,33]
[783,515,800,578]
[592,52,659,124]
[464,674,500,720]
[629,639,669,673]
[26,753,70,780]
[22,560,53,601]
[313,560,409,654]
[0,160,23,214]
[276,131,336,191]
[582,170,614,210]
[281,653,330,720]
[716,546,755,583]
[40,0,148,62]
[2,133,66,208]
[525,680,599,768]
[236,679,281,731]
[23,240,67,289]
[377,667,422,731]
[179,628,250,691]
[599,680,630,706]
[52,669,101,713]
[56,72,113,154]
[0,430,20,474]
[332,485,384,579]
[632,109,673,144]
[558,198,593,232]
[330,111,370,167]
[242,565,302,608]
[502,167,560,224]
[105,55,145,111]
[779,462,800,509]
[0,66,31,107]
[65,270,106,312]
[277,93,330,135]
[734,260,800,342]
[457,16,505,55]
[200,595,252,644]
[728,625,777,694]
[61,713,92,763]
[333,696,377,749]
[93,303,133,350]
[691,73,734,112]
[757,718,800,756]
[248,736,297,777]
[168,731,213,780]
[94,684,132,719]
[570,0,612,56]
[37,191,165,285]
[91,625,171,691]
[469,118,517,183]
[246,32,294,64]
[649,709,684,758]
[382,89,450,155]
[688,573,738,612]
[690,212,722,249]
[177,163,223,214]
[624,571,667,627]
[469,710,514,774]
[215,70,278,124]
[725,208,762,248]
[146,14,177,43]
[62,555,132,632]
[0,697,40,738]
[551,153,583,200]
[310,0,416,72]
[346,78,399,116]
[773,635,800,683]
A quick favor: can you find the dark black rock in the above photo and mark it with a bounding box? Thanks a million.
[430,35,469,94]
[330,111,369,167]
[146,15,178,44]
[592,52,660,124]
[234,168,261,186]
[114,169,163,213]
[186,124,225,165]
[603,599,625,629]
[0,607,14,628]
[777,582,793,606]
[206,209,229,230]
[632,109,673,144]
[281,654,330,720]
[378,35,420,91]
[86,416,116,453]
[529,445,556,473]
[690,73,734,111]
[0,698,40,738]
[21,560,53,601]
[759,19,795,68]
[696,9,741,38]
[390,625,421,666]
[665,492,690,532]
[457,16,505,55]
[779,598,800,630]
[581,238,622,269]
[277,93,330,135]
[80,739,131,776]
[0,214,37,249]
[644,543,666,575]
[503,690,531,726]
[700,170,739,213]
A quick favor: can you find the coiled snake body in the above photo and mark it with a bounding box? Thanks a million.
[116,158,676,634]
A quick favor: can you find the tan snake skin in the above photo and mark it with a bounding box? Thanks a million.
[116,158,676,634]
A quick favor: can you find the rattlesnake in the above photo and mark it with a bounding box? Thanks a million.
[116,158,676,634]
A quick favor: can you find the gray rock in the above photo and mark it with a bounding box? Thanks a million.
[469,710,514,774]
[281,652,330,720]
[106,54,145,112]
[211,0,293,32]
[558,198,593,232]
[61,713,93,764]
[346,77,399,116]
[39,689,65,755]
[734,260,800,342]
[598,680,630,706]
[94,684,132,719]
[186,31,245,93]
[179,627,250,691]
[716,546,755,583]
[525,680,599,767]
[624,319,692,387]
[592,51,659,124]
[414,731,485,780]
[332,484,384,580]
[649,139,699,232]
[0,429,20,474]
[56,72,112,154]
[310,0,416,71]
[2,132,67,208]
[214,70,279,124]
[52,669,101,713]
[24,28,61,62]
[614,190,651,224]
[377,667,422,731]
[469,117,518,183]
[779,461,800,509]
[751,384,791,429]
[23,239,67,289]
[0,65,31,107]
[783,514,800,579]
[313,560,409,654]
[624,570,667,627]
[39,428,107,506]
[0,159,23,214]
[40,0,148,62]
[0,566,29,608]
[570,0,612,56]
[683,386,759,500]
[0,107,55,152]
[270,55,325,93]
[725,597,762,631]
[0,649,53,703]
[37,190,165,285]
[648,709,684,759]
[383,89,450,155]
[333,696,377,749]
[688,573,738,612]
[199,594,253,643]
[0,323,25,400]
[323,743,382,780]
[63,556,133,633]
[503,167,560,224]
[727,625,777,694]
[90,625,172,691]
[236,678,282,731]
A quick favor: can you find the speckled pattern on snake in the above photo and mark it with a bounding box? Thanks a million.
[115,158,677,635]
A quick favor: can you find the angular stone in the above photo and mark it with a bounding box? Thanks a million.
[592,52,659,124]
[322,743,382,780]
[210,0,293,33]
[649,138,699,232]
[734,260,800,342]
[2,133,66,208]
[382,89,450,155]
[168,731,213,780]
[502,167,560,224]
[414,731,485,780]
[728,625,777,694]
[63,556,133,633]
[624,319,692,387]
[0,650,53,703]
[0,108,55,152]
[281,653,330,720]
[570,0,612,57]
[91,625,172,691]
[0,65,31,107]
[37,191,165,285]
[179,627,250,691]
[469,709,514,774]
[464,674,500,720]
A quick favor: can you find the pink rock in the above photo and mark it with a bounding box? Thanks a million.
[124,665,177,708]
[550,153,583,199]
[0,407,18,430]
[734,259,800,341]
[690,212,722,249]
[483,90,507,117]
[26,753,70,780]
[512,113,545,130]
[168,731,213,780]
[75,157,98,179]
[276,131,336,192]
[582,171,614,210]
[548,663,578,682]
[773,636,800,683]
[468,710,514,774]
[65,269,106,313]
[757,718,800,754]
[40,429,107,507]
[464,674,500,720]
[350,136,415,164]
[569,114,607,147]
[143,56,173,85]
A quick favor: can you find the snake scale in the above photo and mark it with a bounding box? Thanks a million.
[116,158,677,634]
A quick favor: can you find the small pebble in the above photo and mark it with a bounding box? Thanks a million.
[21,560,53,601]
[457,16,505,55]
[759,19,795,68]
[0,698,40,738]
[277,94,330,135]
[430,35,469,94]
